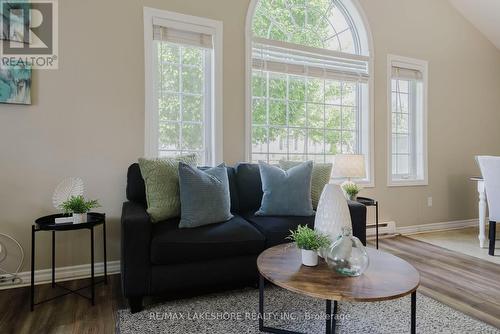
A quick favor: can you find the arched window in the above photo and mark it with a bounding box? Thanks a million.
[247,0,372,181]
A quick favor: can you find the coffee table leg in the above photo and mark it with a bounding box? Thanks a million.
[411,291,416,334]
[332,300,338,334]
[325,300,338,334]
[326,300,331,334]
[258,273,305,334]
[259,274,264,331]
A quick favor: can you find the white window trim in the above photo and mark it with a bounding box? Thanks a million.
[386,54,428,187]
[244,0,375,187]
[143,7,223,165]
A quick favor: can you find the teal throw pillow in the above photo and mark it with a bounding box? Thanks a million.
[256,161,314,216]
[279,160,332,209]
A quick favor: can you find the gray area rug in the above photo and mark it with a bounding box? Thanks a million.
[117,287,500,333]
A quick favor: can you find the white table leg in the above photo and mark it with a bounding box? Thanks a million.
[477,180,487,248]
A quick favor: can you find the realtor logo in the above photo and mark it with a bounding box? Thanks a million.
[1,0,58,69]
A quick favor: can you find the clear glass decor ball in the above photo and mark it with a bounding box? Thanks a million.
[325,226,369,277]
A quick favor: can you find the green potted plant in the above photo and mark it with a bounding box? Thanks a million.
[60,195,100,224]
[341,182,362,201]
[288,225,331,266]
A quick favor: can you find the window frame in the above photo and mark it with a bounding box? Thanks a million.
[387,54,428,187]
[245,0,374,186]
[144,7,223,165]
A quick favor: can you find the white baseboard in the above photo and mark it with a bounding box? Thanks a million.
[0,260,120,290]
[367,221,396,236]
[397,219,479,235]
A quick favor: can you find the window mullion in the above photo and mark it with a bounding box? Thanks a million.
[157,42,163,156]
[340,81,344,154]
[286,74,290,161]
[304,77,309,159]
[266,72,270,163]
[410,80,418,179]
[179,47,184,156]
[356,82,361,153]
[203,50,212,165]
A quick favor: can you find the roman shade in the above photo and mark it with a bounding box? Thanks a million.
[153,17,213,49]
[391,64,423,81]
[252,37,370,83]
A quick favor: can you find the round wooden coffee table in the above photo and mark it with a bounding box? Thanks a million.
[257,243,420,334]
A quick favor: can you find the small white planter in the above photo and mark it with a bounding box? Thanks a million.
[301,249,319,267]
[72,213,86,224]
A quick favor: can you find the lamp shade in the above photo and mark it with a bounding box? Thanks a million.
[332,154,366,179]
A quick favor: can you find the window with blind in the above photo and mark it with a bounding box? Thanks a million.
[388,55,428,186]
[144,9,223,165]
[249,0,373,182]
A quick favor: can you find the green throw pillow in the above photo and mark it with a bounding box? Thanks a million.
[279,160,333,209]
[138,154,197,222]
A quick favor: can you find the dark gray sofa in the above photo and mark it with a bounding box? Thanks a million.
[121,162,367,312]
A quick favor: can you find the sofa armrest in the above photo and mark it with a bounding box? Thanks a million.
[347,200,367,245]
[121,201,152,297]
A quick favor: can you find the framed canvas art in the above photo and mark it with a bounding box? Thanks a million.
[0,2,32,105]
[0,66,31,104]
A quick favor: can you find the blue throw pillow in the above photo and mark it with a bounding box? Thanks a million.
[178,163,233,228]
[256,161,314,216]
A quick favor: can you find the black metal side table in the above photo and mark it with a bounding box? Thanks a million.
[31,212,107,311]
[356,197,379,249]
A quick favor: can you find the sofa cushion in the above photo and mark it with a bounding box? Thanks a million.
[150,215,265,265]
[234,163,263,213]
[241,212,315,247]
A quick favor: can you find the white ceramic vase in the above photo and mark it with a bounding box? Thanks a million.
[73,213,85,224]
[301,249,318,267]
[314,184,353,246]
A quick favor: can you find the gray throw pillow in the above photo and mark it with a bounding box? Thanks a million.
[279,160,332,210]
[256,161,314,216]
[178,163,233,228]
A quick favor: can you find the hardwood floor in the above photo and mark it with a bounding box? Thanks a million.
[376,236,500,329]
[0,275,126,334]
[1,236,499,333]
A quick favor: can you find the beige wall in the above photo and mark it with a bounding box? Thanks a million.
[1,0,499,273]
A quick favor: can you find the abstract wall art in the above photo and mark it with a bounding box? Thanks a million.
[0,66,31,104]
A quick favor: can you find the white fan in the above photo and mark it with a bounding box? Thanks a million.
[52,177,85,210]
[0,233,24,285]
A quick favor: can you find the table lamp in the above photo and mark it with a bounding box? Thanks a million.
[332,154,366,199]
